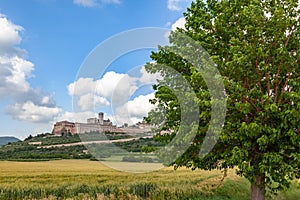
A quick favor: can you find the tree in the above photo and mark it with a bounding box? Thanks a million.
[141,146,157,153]
[145,0,300,199]
[24,134,33,141]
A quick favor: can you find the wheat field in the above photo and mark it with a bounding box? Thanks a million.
[0,160,298,199]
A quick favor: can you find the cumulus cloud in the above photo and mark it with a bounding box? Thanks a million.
[139,66,162,84]
[0,18,33,97]
[0,16,23,49]
[68,71,137,111]
[78,93,110,111]
[96,71,137,98]
[67,67,160,124]
[73,0,120,7]
[15,88,57,109]
[115,93,155,125]
[6,101,62,123]
[68,72,136,98]
[0,14,61,123]
[0,55,33,97]
[68,77,96,96]
[171,17,186,30]
[164,17,186,40]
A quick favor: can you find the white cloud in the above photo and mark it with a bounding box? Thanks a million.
[0,17,32,98]
[6,101,62,123]
[139,66,162,84]
[68,77,96,96]
[73,0,120,7]
[0,55,33,97]
[78,93,110,111]
[54,111,96,123]
[69,71,138,111]
[0,14,62,123]
[167,0,191,11]
[68,72,137,98]
[115,93,155,125]
[0,17,23,48]
[171,17,186,30]
[41,96,51,105]
[95,71,137,98]
[126,93,155,118]
[164,17,186,40]
[67,66,161,124]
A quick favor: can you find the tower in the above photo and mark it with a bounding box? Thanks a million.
[98,112,104,125]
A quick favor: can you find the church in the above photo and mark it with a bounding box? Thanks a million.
[52,112,117,135]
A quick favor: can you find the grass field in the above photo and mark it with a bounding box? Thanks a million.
[0,160,299,199]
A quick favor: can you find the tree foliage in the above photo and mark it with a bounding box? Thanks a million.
[145,0,300,199]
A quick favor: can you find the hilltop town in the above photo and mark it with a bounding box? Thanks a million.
[52,112,152,136]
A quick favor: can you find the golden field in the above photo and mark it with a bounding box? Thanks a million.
[0,160,298,199]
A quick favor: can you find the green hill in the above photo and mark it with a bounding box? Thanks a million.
[0,133,91,161]
[0,136,20,146]
[0,132,161,161]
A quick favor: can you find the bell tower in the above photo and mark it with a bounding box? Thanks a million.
[98,112,104,125]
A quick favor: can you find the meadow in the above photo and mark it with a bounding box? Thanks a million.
[0,160,299,200]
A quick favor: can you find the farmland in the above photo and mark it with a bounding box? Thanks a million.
[0,160,299,199]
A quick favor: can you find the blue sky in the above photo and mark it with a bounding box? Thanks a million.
[0,0,192,139]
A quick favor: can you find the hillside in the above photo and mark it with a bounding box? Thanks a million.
[0,132,162,161]
[0,136,20,146]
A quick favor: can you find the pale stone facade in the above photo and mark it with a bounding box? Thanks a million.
[52,112,117,135]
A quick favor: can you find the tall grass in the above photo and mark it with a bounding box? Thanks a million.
[0,160,298,199]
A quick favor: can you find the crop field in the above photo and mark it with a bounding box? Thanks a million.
[0,160,299,199]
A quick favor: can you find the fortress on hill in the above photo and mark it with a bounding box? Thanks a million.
[52,112,150,135]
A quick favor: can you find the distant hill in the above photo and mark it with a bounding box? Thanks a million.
[0,136,20,146]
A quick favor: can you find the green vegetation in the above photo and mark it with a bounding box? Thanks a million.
[0,133,90,160]
[83,137,164,163]
[26,133,81,145]
[122,155,156,163]
[114,138,164,152]
[0,160,298,199]
[145,0,300,199]
[80,131,134,141]
[26,132,133,146]
[0,141,90,160]
[0,133,162,161]
[142,146,157,153]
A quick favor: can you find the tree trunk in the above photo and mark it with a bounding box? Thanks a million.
[250,175,265,200]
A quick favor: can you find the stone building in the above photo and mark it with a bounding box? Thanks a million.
[52,112,117,135]
[52,121,76,135]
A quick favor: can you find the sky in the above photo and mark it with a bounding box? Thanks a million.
[0,0,192,139]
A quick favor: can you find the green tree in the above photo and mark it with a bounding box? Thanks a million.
[141,146,157,153]
[24,134,33,141]
[145,0,300,199]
